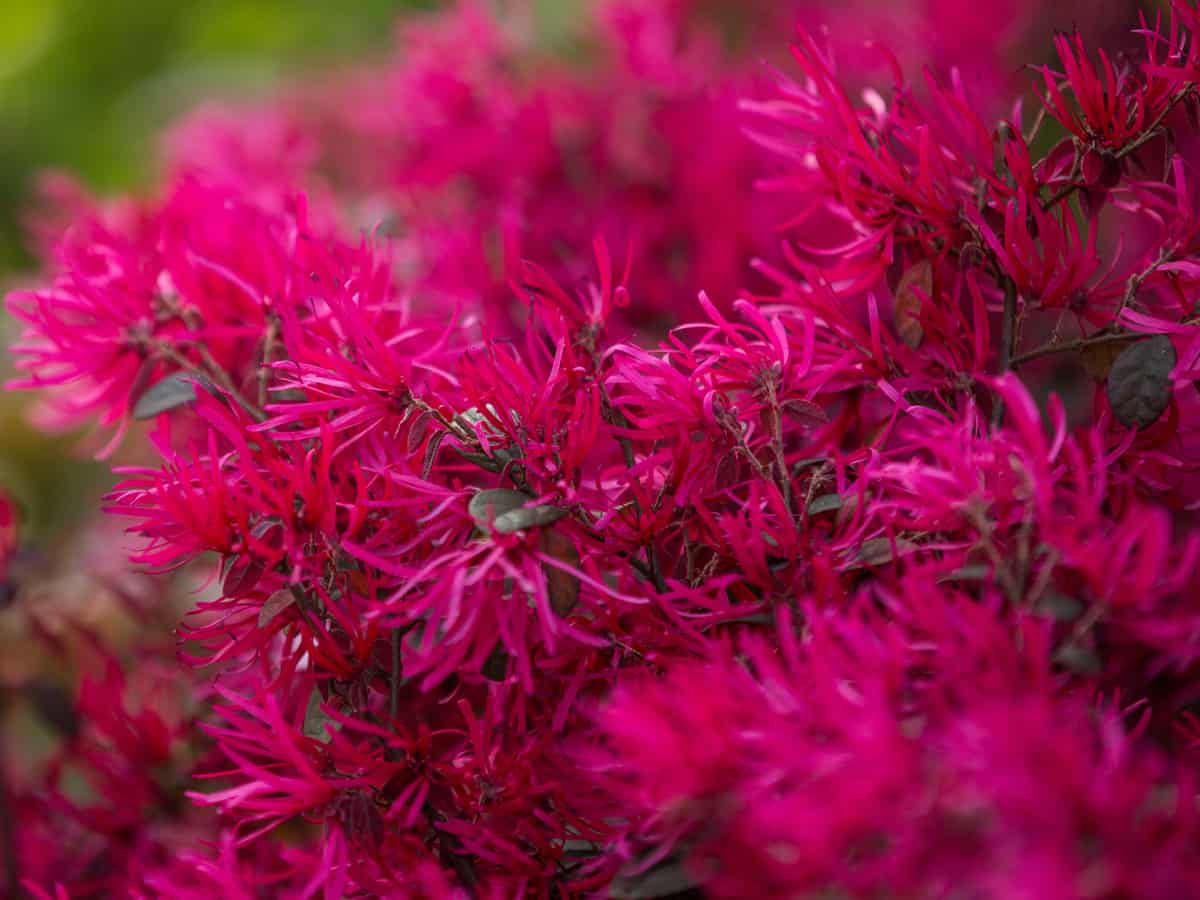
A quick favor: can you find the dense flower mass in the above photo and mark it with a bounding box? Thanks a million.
[8,0,1200,896]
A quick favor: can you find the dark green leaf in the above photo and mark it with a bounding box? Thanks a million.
[1106,335,1175,428]
[132,372,210,419]
[302,688,335,743]
[469,489,566,534]
[782,398,828,427]
[1054,643,1102,676]
[806,493,843,516]
[540,528,580,616]
[609,858,703,900]
[936,564,991,584]
[853,537,918,567]
[1036,593,1084,622]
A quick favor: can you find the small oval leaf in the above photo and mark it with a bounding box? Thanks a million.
[469,489,528,524]
[1054,643,1102,676]
[422,430,447,480]
[133,372,208,419]
[852,537,918,567]
[405,410,432,454]
[540,528,581,617]
[1106,335,1175,428]
[258,588,297,628]
[936,563,992,584]
[806,493,843,516]
[894,259,932,349]
[222,554,266,597]
[609,859,702,900]
[493,505,567,533]
[302,688,335,743]
[469,489,566,535]
[782,398,829,428]
[1036,593,1084,622]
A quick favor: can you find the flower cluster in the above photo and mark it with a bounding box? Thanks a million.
[7,0,1200,897]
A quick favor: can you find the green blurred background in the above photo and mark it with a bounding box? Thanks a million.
[0,0,439,273]
[0,0,432,545]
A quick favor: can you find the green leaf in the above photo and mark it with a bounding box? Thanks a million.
[469,489,566,535]
[852,537,918,567]
[1035,593,1084,622]
[132,372,209,419]
[302,688,335,743]
[806,493,843,516]
[1054,643,1102,676]
[609,858,703,900]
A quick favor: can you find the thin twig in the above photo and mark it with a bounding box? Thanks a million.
[1010,258,1190,368]
[0,726,20,899]
[1010,329,1142,367]
[992,277,1018,427]
[389,628,401,722]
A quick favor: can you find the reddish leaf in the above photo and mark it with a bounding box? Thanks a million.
[894,259,932,349]
[539,528,581,617]
[1079,339,1125,379]
[258,588,297,628]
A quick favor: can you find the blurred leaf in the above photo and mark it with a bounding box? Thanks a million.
[469,489,567,535]
[26,677,79,741]
[539,528,580,616]
[894,259,931,349]
[258,588,296,628]
[302,687,335,743]
[132,373,206,419]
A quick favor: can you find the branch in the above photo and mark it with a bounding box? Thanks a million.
[1010,328,1140,368]
[992,277,1018,427]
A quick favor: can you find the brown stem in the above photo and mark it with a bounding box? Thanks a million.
[257,317,281,410]
[0,728,20,899]
[764,379,793,515]
[992,278,1018,427]
[389,628,401,722]
[1010,329,1141,368]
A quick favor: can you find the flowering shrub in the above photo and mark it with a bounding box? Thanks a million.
[7,0,1200,896]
